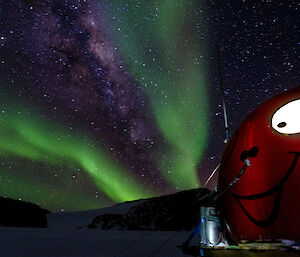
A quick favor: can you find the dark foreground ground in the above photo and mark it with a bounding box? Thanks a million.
[1,192,299,256]
[204,251,299,257]
[1,226,299,257]
[183,248,300,257]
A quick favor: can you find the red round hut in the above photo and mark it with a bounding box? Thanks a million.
[218,86,300,242]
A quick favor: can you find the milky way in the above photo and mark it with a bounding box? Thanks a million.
[0,0,299,211]
[0,0,168,211]
[0,0,160,175]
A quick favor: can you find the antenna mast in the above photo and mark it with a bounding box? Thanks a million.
[216,44,230,143]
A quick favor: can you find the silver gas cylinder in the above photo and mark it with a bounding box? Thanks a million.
[199,206,225,247]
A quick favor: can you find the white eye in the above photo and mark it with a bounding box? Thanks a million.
[271,99,300,135]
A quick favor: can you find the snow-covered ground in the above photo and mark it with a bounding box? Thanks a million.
[0,204,192,257]
[0,227,191,257]
[1,206,298,257]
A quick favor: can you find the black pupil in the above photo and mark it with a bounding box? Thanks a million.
[277,122,287,128]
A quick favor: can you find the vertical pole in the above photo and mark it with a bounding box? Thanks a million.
[216,44,230,143]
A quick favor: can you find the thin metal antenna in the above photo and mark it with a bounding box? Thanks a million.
[216,44,230,144]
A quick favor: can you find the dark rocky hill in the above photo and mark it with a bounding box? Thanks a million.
[0,197,51,228]
[88,188,211,231]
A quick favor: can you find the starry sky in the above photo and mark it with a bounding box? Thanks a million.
[0,0,298,212]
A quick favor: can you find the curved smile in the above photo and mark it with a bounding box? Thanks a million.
[231,152,300,228]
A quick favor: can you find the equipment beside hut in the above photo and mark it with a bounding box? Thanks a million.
[180,86,300,256]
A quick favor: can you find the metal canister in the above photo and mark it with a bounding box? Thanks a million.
[200,206,223,247]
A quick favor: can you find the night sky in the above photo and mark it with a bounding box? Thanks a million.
[0,0,298,212]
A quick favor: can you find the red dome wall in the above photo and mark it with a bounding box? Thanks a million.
[218,86,300,242]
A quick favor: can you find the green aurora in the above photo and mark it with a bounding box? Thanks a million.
[0,172,103,211]
[0,105,154,208]
[0,1,209,211]
[102,0,209,189]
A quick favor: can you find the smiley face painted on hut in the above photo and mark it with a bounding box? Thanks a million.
[232,99,300,227]
[218,86,300,242]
